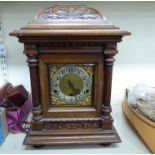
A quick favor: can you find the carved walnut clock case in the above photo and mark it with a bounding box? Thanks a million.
[10,4,130,146]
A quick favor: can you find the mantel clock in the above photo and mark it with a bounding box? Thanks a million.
[10,4,130,146]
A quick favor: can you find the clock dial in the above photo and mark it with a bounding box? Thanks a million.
[51,65,92,104]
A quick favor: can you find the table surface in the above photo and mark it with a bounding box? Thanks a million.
[0,104,150,154]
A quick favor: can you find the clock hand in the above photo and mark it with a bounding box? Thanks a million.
[67,80,80,95]
[67,80,74,92]
[67,80,80,103]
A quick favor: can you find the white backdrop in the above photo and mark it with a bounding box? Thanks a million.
[0,1,155,104]
[1,1,155,65]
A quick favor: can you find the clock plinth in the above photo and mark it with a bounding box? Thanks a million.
[24,125,120,146]
[10,4,130,147]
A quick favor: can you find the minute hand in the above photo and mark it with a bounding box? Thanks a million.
[67,80,80,96]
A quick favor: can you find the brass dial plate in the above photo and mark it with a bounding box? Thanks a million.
[48,64,95,107]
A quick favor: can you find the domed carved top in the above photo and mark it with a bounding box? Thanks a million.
[35,4,103,20]
[10,4,131,37]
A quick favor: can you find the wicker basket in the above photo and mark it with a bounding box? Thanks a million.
[122,92,155,153]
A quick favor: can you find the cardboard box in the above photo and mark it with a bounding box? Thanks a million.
[0,108,9,144]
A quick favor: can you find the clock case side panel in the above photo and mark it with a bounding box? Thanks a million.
[39,53,104,118]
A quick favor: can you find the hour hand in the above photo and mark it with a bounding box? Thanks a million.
[67,80,74,90]
[67,80,79,96]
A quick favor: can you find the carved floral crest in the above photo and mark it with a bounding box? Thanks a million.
[36,4,103,20]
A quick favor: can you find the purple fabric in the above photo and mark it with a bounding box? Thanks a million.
[6,95,32,133]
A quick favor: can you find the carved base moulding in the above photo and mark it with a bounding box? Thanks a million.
[23,118,121,146]
[25,118,120,145]
[10,4,130,147]
[24,125,120,146]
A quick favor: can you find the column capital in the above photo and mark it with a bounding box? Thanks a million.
[24,44,38,55]
[104,43,118,55]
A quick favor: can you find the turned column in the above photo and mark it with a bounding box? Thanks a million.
[24,44,42,121]
[101,43,117,129]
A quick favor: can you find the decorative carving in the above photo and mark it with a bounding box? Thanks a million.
[105,43,117,50]
[31,123,43,131]
[79,64,94,79]
[101,105,112,120]
[51,95,65,106]
[49,64,64,78]
[36,5,103,20]
[51,95,92,106]
[37,42,103,48]
[43,121,101,130]
[31,119,101,131]
[79,96,92,106]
